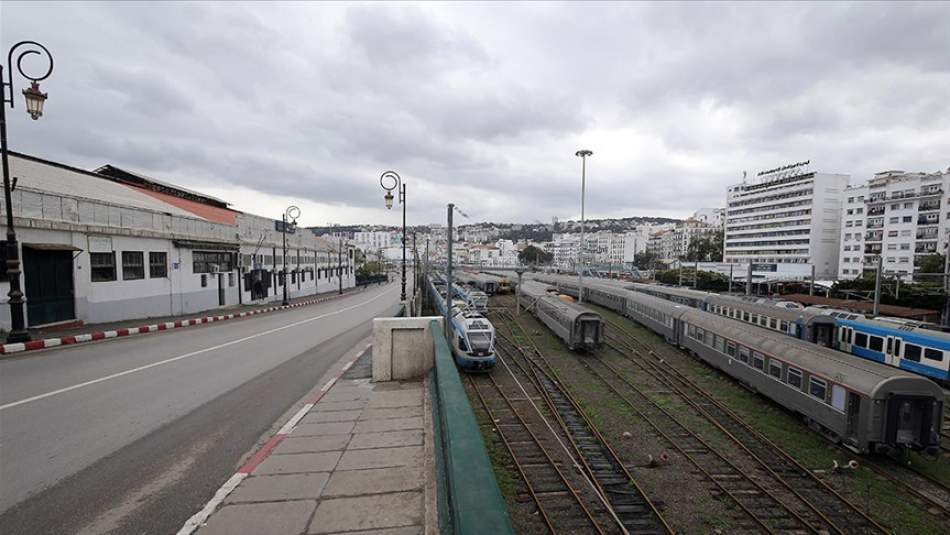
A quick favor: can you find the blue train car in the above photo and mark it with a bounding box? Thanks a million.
[833,317,950,382]
[427,277,496,371]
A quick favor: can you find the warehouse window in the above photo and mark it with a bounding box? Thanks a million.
[149,252,167,278]
[787,367,803,389]
[122,252,145,280]
[200,274,207,287]
[904,344,921,362]
[752,352,765,371]
[868,336,884,352]
[924,348,944,362]
[91,252,116,282]
[854,332,868,348]
[228,273,235,287]
[809,377,827,401]
[769,318,778,329]
[193,251,234,274]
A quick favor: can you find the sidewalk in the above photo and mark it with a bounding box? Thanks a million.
[190,356,433,535]
[1,283,383,356]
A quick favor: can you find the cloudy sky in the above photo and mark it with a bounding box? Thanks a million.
[2,2,948,227]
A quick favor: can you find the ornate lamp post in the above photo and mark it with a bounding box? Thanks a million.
[281,205,300,306]
[1,41,54,343]
[380,170,407,301]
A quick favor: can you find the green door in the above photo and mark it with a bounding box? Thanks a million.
[24,248,75,326]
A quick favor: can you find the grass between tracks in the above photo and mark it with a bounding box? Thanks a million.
[588,302,949,535]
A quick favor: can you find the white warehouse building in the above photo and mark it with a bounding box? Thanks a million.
[724,163,849,279]
[0,152,355,331]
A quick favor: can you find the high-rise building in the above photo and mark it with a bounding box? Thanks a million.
[724,163,849,278]
[838,169,950,281]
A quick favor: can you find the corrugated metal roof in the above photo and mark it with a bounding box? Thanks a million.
[9,152,197,219]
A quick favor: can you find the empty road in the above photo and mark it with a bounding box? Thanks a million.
[0,282,399,534]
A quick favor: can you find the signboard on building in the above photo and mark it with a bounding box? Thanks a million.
[752,263,778,272]
[275,220,296,234]
[88,236,113,253]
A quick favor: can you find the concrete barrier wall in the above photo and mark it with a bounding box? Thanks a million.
[429,320,513,534]
[371,316,443,382]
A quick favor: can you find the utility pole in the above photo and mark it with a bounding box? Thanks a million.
[446,204,454,339]
[678,260,683,287]
[872,256,882,317]
[943,244,950,326]
[575,149,592,303]
[516,268,524,315]
[338,238,344,295]
[694,259,699,289]
[746,262,753,296]
[809,264,815,296]
[728,264,733,293]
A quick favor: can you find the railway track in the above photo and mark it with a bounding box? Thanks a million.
[491,311,673,534]
[468,368,611,533]
[601,316,950,531]
[603,316,950,520]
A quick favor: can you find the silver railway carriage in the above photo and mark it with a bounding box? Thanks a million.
[519,281,604,351]
[455,271,499,295]
[530,274,944,453]
[480,271,513,294]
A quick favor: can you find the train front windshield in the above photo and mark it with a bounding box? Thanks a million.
[468,331,493,355]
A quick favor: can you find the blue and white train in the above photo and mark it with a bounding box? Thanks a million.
[533,274,950,382]
[427,276,496,371]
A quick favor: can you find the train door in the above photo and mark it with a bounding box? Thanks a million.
[884,336,900,367]
[811,322,835,347]
[844,392,861,443]
[838,326,852,352]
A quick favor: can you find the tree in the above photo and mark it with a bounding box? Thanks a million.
[685,230,724,262]
[916,253,944,274]
[518,245,553,265]
[634,251,659,270]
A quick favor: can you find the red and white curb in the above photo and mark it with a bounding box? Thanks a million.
[1,292,354,356]
[175,343,372,535]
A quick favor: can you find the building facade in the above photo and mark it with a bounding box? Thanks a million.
[0,152,355,331]
[724,165,849,279]
[838,169,950,281]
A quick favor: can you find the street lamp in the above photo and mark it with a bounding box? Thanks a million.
[1,41,54,343]
[281,205,300,306]
[380,170,407,301]
[575,149,592,304]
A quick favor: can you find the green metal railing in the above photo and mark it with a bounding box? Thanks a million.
[429,320,514,535]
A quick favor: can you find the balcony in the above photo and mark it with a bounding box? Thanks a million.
[865,231,884,241]
[916,230,939,240]
[864,245,882,254]
[919,188,943,197]
[917,215,940,226]
[915,243,938,254]
[918,201,941,212]
[866,221,884,229]
[867,206,885,216]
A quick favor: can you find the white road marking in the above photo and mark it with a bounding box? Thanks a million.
[278,402,314,434]
[175,472,247,535]
[0,287,397,411]
[320,378,337,392]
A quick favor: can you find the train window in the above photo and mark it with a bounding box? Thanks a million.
[780,321,788,332]
[904,344,921,362]
[769,318,778,329]
[769,360,783,380]
[868,336,884,352]
[787,368,803,389]
[886,338,893,354]
[752,352,765,371]
[743,311,750,321]
[831,385,846,412]
[924,348,944,362]
[726,341,737,357]
[759,316,767,327]
[809,377,827,401]
[854,332,868,348]
[696,327,705,341]
[739,346,750,364]
[894,338,901,356]
[713,335,724,353]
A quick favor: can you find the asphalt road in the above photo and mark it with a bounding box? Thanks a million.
[0,282,400,534]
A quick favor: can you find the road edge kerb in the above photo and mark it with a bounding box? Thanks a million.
[0,290,362,357]
[174,342,373,535]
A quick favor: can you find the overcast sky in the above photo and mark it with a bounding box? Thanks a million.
[2,2,948,227]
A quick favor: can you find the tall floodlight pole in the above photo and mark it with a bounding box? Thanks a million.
[281,206,300,306]
[872,255,883,317]
[380,171,407,302]
[575,150,592,303]
[1,41,54,343]
[446,204,454,339]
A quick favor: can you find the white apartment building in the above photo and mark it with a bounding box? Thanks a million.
[645,220,719,261]
[693,208,725,228]
[838,169,950,281]
[724,164,849,279]
[353,230,401,252]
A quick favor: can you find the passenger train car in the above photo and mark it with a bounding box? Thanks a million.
[531,274,944,454]
[480,272,513,294]
[519,281,604,351]
[455,271,499,295]
[427,277,496,371]
[452,284,488,312]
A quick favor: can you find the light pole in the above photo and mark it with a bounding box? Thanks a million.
[1,41,53,343]
[380,170,407,301]
[575,149,592,303]
[281,206,300,306]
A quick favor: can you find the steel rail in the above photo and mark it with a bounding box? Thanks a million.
[494,312,674,534]
[603,324,890,534]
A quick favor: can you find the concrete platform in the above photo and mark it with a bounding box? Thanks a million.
[196,377,433,535]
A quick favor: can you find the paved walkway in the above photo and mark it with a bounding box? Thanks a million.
[196,373,433,535]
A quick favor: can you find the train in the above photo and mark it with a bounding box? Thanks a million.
[480,271,513,294]
[536,275,950,383]
[531,274,944,454]
[426,276,496,371]
[452,283,489,312]
[455,271,499,295]
[519,281,604,351]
